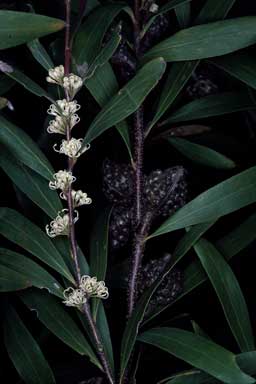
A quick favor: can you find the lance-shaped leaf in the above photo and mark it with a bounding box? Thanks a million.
[27,39,54,71]
[0,208,74,283]
[210,52,256,91]
[0,74,14,95]
[150,166,256,237]
[195,0,237,24]
[0,11,64,50]
[0,265,31,292]
[4,304,56,384]
[138,328,254,384]
[175,2,191,28]
[167,137,236,169]
[146,61,198,135]
[1,64,52,100]
[90,208,111,319]
[194,239,255,352]
[0,146,62,218]
[162,92,256,124]
[0,248,63,297]
[143,17,256,62]
[0,115,53,180]
[83,58,166,145]
[20,290,101,370]
[73,3,126,66]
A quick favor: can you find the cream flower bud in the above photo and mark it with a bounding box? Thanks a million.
[49,170,76,191]
[149,3,159,12]
[47,99,81,118]
[63,287,87,307]
[63,74,83,99]
[53,138,90,159]
[46,65,64,85]
[60,189,92,207]
[45,209,79,238]
[47,114,80,135]
[79,275,109,299]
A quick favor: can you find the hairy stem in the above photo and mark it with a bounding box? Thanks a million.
[127,0,145,317]
[64,2,115,383]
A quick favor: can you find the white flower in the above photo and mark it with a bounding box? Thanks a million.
[53,138,90,159]
[60,189,92,207]
[49,170,76,191]
[45,209,79,238]
[149,3,158,13]
[46,65,64,85]
[63,74,83,99]
[47,114,80,135]
[79,275,109,299]
[63,287,87,307]
[47,99,81,118]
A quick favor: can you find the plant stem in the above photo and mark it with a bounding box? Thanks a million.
[64,2,115,383]
[127,0,145,317]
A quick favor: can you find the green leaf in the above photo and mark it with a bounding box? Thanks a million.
[0,115,53,180]
[84,58,166,145]
[0,265,31,292]
[175,2,191,28]
[143,17,256,62]
[96,301,115,374]
[195,0,237,24]
[138,328,254,384]
[4,304,56,384]
[85,62,133,160]
[20,290,101,370]
[146,61,198,135]
[163,92,256,124]
[210,52,256,91]
[73,3,125,66]
[120,222,214,379]
[167,137,236,169]
[0,11,64,50]
[150,166,256,237]
[27,39,54,71]
[194,239,254,352]
[1,64,52,100]
[0,208,74,283]
[0,248,63,297]
[142,0,192,36]
[0,146,62,218]
[90,208,111,319]
[216,212,256,260]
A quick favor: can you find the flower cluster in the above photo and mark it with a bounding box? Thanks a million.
[63,275,109,308]
[45,66,91,238]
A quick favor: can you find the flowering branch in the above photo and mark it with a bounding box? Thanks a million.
[44,1,115,383]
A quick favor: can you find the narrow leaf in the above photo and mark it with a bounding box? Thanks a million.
[20,290,101,369]
[195,0,237,24]
[175,2,191,28]
[167,137,236,169]
[0,115,53,180]
[0,208,74,283]
[138,328,254,384]
[84,58,166,145]
[147,61,198,134]
[150,166,256,237]
[0,146,62,218]
[0,11,64,50]
[90,208,111,319]
[0,248,63,297]
[27,39,54,71]
[210,53,256,91]
[194,239,254,352]
[4,304,56,384]
[163,92,256,124]
[0,265,31,292]
[143,17,256,62]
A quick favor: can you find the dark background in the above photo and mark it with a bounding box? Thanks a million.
[1,0,256,383]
